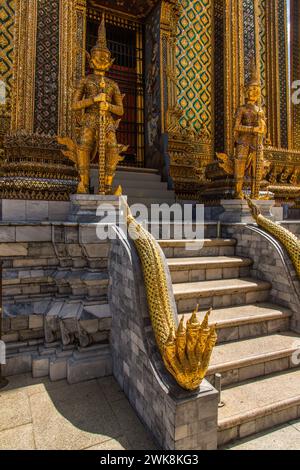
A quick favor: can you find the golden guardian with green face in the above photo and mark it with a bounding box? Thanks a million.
[70,16,126,194]
[233,61,267,199]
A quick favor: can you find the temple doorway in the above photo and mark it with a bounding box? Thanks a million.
[86,11,144,167]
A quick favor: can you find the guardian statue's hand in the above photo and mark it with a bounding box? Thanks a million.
[94,93,106,103]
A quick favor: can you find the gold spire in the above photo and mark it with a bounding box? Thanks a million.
[92,13,110,56]
[177,316,186,337]
[246,56,260,87]
[201,307,212,330]
[187,307,201,330]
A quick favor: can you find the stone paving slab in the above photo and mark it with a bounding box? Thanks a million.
[0,373,157,450]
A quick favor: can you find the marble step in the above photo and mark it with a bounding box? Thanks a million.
[182,303,292,343]
[127,196,175,207]
[115,169,161,182]
[173,277,271,313]
[143,223,218,240]
[116,181,169,191]
[207,332,299,386]
[121,187,173,198]
[217,369,300,446]
[168,256,252,283]
[159,239,236,258]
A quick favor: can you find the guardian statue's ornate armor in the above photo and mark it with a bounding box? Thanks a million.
[59,16,127,195]
[217,60,267,199]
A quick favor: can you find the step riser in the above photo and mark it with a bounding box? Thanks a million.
[162,245,235,258]
[216,316,290,344]
[121,188,172,198]
[147,226,218,240]
[127,198,175,206]
[114,174,161,182]
[218,404,300,447]
[207,352,297,388]
[170,266,251,283]
[114,180,167,189]
[176,289,270,313]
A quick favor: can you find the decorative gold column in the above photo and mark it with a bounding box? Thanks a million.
[161,0,214,199]
[0,0,15,151]
[59,0,87,137]
[223,0,244,155]
[10,0,38,133]
[291,0,300,151]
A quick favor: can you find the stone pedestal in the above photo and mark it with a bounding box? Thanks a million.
[0,199,70,222]
[69,194,126,223]
[219,199,276,223]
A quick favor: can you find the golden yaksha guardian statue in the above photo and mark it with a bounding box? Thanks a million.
[217,59,268,199]
[59,15,127,195]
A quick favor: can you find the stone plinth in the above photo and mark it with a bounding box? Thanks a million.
[219,199,276,223]
[69,194,125,223]
[0,199,70,222]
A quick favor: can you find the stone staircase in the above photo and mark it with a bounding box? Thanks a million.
[158,237,300,447]
[91,166,175,206]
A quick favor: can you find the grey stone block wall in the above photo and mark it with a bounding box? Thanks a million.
[109,231,218,450]
[279,222,300,238]
[223,223,300,333]
[0,222,111,349]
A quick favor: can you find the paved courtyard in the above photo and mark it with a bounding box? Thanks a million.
[1,373,299,450]
[0,374,157,450]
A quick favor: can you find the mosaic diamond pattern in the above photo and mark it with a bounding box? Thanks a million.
[243,0,256,83]
[0,0,15,102]
[213,0,225,151]
[259,0,267,103]
[278,0,288,148]
[34,0,59,135]
[291,1,300,149]
[176,0,212,134]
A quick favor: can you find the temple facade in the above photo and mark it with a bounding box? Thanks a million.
[1,0,300,204]
[1,0,300,452]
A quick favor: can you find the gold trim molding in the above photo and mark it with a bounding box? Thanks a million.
[10,0,37,133]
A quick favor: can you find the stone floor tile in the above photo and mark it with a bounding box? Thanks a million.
[0,390,32,432]
[84,436,131,450]
[30,387,122,450]
[0,424,36,450]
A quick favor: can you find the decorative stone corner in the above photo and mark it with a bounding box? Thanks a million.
[220,199,276,223]
[69,194,124,223]
[109,231,218,450]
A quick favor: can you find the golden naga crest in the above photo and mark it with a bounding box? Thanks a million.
[216,152,234,176]
[126,203,217,391]
[163,306,217,391]
[246,197,300,279]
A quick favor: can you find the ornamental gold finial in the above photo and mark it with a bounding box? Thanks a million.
[247,55,260,88]
[246,197,300,278]
[93,13,110,56]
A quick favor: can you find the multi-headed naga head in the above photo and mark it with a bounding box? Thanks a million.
[162,305,217,391]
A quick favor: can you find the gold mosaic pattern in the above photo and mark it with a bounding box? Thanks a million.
[258,0,267,103]
[176,0,212,135]
[0,0,15,104]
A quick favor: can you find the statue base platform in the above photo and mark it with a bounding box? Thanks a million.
[219,199,276,223]
[0,199,70,222]
[69,194,124,223]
